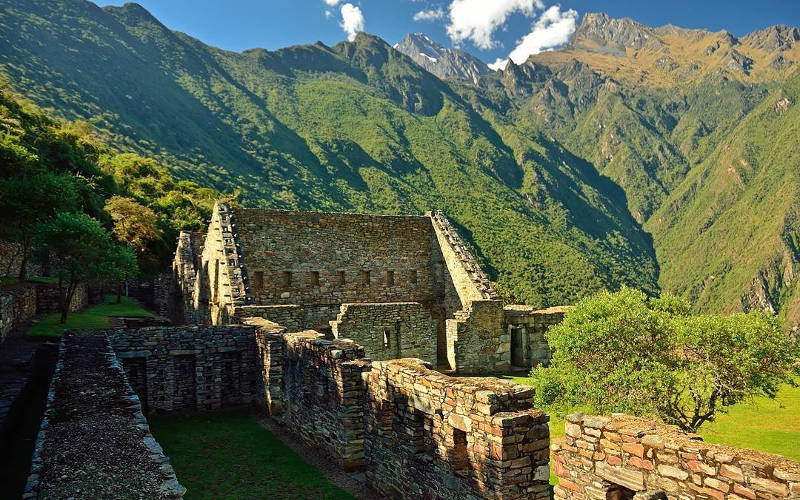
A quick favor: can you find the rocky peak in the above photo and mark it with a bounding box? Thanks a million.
[743,25,800,52]
[394,32,489,84]
[571,12,664,55]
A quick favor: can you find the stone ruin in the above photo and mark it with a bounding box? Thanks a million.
[553,413,800,499]
[22,203,800,499]
[170,203,565,374]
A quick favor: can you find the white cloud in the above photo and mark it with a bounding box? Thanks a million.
[323,0,341,6]
[325,10,333,19]
[340,3,365,42]
[413,7,445,22]
[446,0,544,49]
[489,5,578,70]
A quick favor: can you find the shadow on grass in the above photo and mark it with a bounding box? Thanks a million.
[149,410,353,500]
[26,294,153,339]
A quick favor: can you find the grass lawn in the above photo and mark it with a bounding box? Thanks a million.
[149,411,353,500]
[26,294,153,339]
[699,384,800,461]
[0,276,59,287]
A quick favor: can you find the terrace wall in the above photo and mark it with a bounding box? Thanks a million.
[0,284,37,343]
[503,306,566,368]
[329,302,437,364]
[552,413,800,500]
[108,326,261,413]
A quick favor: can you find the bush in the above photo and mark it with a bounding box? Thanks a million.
[530,287,798,431]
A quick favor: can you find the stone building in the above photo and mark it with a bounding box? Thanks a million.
[172,203,565,374]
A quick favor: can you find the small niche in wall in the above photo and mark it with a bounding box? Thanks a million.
[410,269,418,284]
[386,270,395,286]
[253,271,264,291]
[606,484,635,500]
[362,270,371,285]
[337,270,346,285]
[310,271,320,286]
[452,428,469,472]
[282,271,292,286]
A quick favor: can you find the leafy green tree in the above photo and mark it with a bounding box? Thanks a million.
[531,287,798,431]
[0,169,79,279]
[104,195,161,252]
[33,212,136,323]
[103,244,139,304]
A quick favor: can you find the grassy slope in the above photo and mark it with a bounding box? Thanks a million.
[646,68,800,323]
[149,411,352,500]
[26,294,152,338]
[0,0,659,307]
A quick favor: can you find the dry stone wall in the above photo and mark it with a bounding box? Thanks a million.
[107,326,261,413]
[0,284,37,343]
[363,358,551,499]
[235,209,438,309]
[234,304,305,331]
[503,306,566,368]
[35,283,88,315]
[447,300,509,374]
[25,332,184,499]
[552,413,800,500]
[0,241,40,278]
[330,302,437,364]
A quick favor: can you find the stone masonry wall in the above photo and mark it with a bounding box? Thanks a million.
[447,300,509,375]
[281,331,370,471]
[330,302,437,364]
[0,283,37,343]
[107,326,261,413]
[503,306,566,369]
[35,283,88,315]
[552,413,800,500]
[235,209,438,310]
[233,304,305,331]
[25,332,184,498]
[363,358,551,499]
[172,231,205,324]
[0,241,41,278]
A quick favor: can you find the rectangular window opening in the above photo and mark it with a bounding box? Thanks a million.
[383,329,391,349]
[386,270,395,286]
[410,269,418,284]
[282,271,292,286]
[362,270,371,285]
[337,270,346,285]
[311,271,320,286]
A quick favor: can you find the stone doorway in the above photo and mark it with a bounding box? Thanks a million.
[510,326,526,368]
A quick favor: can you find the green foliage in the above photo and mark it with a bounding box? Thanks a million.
[0,0,659,306]
[33,211,138,322]
[530,288,798,431]
[26,294,152,338]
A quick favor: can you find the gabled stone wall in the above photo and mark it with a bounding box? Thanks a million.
[552,413,800,500]
[329,302,437,364]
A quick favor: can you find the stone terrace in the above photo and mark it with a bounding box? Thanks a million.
[552,413,800,499]
[24,332,184,499]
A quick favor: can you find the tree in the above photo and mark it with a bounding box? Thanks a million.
[33,212,137,323]
[530,287,798,432]
[102,244,139,304]
[104,195,161,253]
[0,168,79,279]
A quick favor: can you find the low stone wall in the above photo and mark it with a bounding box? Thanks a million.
[24,332,184,498]
[503,305,566,368]
[447,299,508,375]
[0,241,40,278]
[282,330,370,471]
[363,358,551,499]
[107,326,261,413]
[35,283,88,315]
[234,304,305,331]
[552,413,800,499]
[330,302,437,364]
[0,284,37,343]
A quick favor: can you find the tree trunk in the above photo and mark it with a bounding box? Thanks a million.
[60,280,75,324]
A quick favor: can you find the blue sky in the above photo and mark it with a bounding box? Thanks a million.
[101,0,800,65]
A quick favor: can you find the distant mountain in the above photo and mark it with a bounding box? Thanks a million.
[394,33,489,84]
[0,0,659,307]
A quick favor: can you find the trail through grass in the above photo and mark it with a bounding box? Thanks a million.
[149,411,353,500]
[26,294,152,338]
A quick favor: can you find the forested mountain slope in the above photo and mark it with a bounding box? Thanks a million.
[0,0,659,306]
